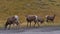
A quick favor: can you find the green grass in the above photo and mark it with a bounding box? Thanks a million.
[0,0,60,28]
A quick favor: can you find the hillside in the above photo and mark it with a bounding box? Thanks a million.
[0,0,60,27]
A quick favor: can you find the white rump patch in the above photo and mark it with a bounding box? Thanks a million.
[35,15,38,20]
[14,15,18,20]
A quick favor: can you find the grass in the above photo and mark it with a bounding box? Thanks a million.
[0,0,60,28]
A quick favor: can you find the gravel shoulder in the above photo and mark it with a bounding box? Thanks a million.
[0,26,60,34]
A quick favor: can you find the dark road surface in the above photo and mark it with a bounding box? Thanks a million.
[0,26,60,34]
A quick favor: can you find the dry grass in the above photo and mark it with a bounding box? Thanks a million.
[0,0,60,28]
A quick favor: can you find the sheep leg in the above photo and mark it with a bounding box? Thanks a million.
[30,22,31,27]
[4,22,8,30]
[8,24,11,30]
[37,22,40,27]
[34,22,36,27]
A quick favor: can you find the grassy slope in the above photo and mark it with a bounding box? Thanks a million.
[0,0,60,27]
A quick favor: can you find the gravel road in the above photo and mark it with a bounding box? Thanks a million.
[0,26,60,34]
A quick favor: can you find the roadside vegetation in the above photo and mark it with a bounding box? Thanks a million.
[0,0,60,28]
